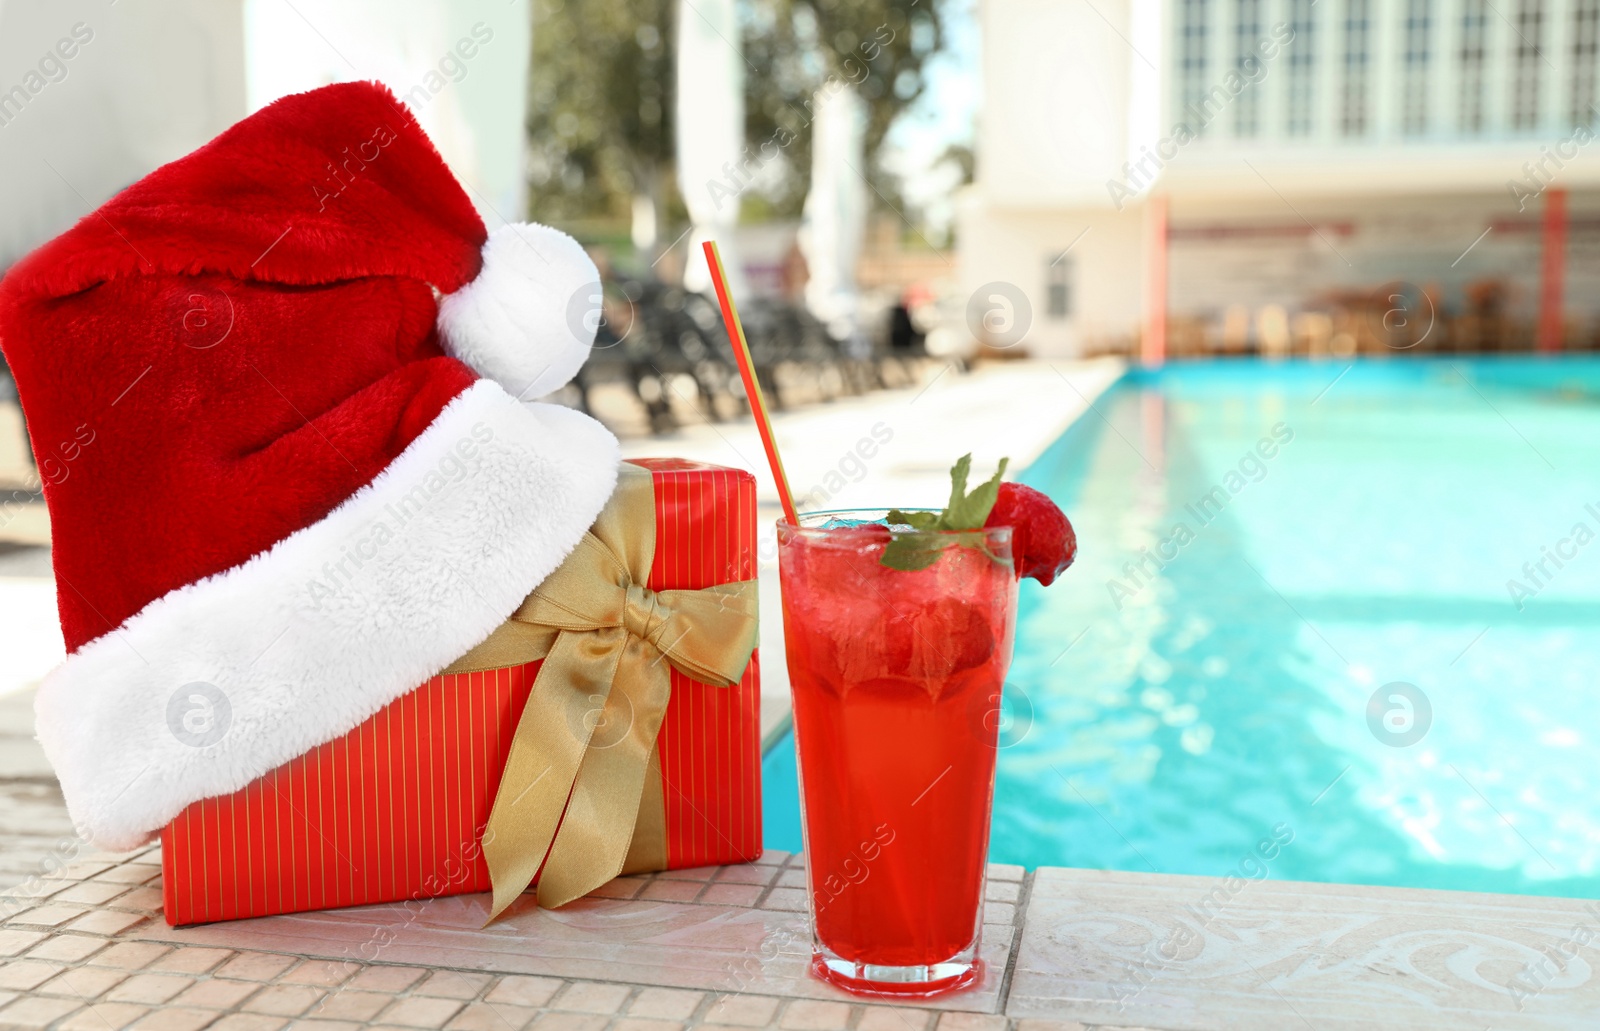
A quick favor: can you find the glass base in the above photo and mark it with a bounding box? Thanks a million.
[809,946,982,999]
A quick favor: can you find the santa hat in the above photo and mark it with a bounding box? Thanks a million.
[0,81,621,850]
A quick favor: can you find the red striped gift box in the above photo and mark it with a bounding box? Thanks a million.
[160,458,762,926]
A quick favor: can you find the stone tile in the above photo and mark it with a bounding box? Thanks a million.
[47,860,116,882]
[215,950,299,981]
[984,879,1021,904]
[3,878,63,901]
[104,973,195,1005]
[703,994,780,1027]
[25,932,108,963]
[207,1015,289,1031]
[754,850,789,866]
[1011,1021,1089,1031]
[92,863,161,884]
[760,888,809,912]
[0,927,47,956]
[241,983,327,1017]
[983,901,1015,926]
[639,878,703,903]
[290,1022,375,1031]
[376,996,466,1028]
[715,865,778,886]
[51,880,132,906]
[553,981,630,1014]
[778,999,852,1029]
[347,965,427,992]
[306,989,393,1022]
[587,878,645,900]
[58,1002,151,1030]
[416,969,493,999]
[933,1016,1007,1031]
[148,947,232,974]
[629,987,703,1020]
[657,865,721,882]
[612,1020,682,1031]
[36,965,130,999]
[858,1007,931,1031]
[0,960,64,991]
[987,864,1024,882]
[65,909,147,936]
[170,976,261,1010]
[775,869,808,890]
[281,958,358,987]
[700,883,764,908]
[445,1001,537,1031]
[484,975,563,1008]
[527,1014,607,1031]
[0,995,82,1028]
[130,1007,229,1031]
[10,903,89,927]
[111,887,166,912]
[90,942,173,969]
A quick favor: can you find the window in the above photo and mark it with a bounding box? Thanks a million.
[1340,0,1371,137]
[1178,0,1211,135]
[1234,0,1264,137]
[1572,0,1600,126]
[1459,0,1489,133]
[1286,0,1317,135]
[1402,0,1432,134]
[1046,256,1073,320]
[1511,0,1545,130]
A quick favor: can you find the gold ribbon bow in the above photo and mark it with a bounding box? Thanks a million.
[442,464,758,919]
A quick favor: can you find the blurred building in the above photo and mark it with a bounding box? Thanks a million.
[958,0,1600,357]
[0,0,528,273]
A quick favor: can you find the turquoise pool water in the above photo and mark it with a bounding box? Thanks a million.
[764,357,1600,898]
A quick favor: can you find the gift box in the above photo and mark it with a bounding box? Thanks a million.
[159,458,762,926]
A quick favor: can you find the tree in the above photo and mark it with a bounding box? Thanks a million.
[525,0,679,230]
[525,0,949,236]
[742,0,947,219]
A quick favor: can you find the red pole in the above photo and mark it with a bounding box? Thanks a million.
[1538,188,1567,352]
[1142,194,1169,366]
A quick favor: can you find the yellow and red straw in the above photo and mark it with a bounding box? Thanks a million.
[702,240,800,526]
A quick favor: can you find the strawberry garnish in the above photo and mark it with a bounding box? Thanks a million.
[984,482,1076,585]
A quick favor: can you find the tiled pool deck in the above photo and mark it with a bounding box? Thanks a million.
[2,845,1596,1030]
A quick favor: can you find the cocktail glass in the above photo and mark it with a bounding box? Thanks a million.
[776,510,1017,997]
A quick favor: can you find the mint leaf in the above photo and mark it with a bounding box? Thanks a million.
[944,454,972,516]
[887,509,940,530]
[878,454,1011,571]
[944,456,1009,530]
[879,534,949,572]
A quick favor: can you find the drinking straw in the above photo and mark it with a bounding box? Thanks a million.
[703,240,801,526]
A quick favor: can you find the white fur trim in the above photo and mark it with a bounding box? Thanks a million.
[437,223,600,400]
[34,381,621,851]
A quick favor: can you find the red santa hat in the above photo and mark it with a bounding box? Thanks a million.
[0,81,620,851]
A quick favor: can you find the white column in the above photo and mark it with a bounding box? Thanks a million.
[1314,0,1338,141]
[1546,0,1573,131]
[1435,0,1460,138]
[1483,0,1509,133]
[1371,0,1400,138]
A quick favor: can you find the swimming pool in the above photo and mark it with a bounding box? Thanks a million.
[764,357,1600,898]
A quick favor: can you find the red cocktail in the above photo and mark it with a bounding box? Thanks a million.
[777,512,1017,996]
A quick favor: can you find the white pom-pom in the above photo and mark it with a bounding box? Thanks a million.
[437,222,600,400]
